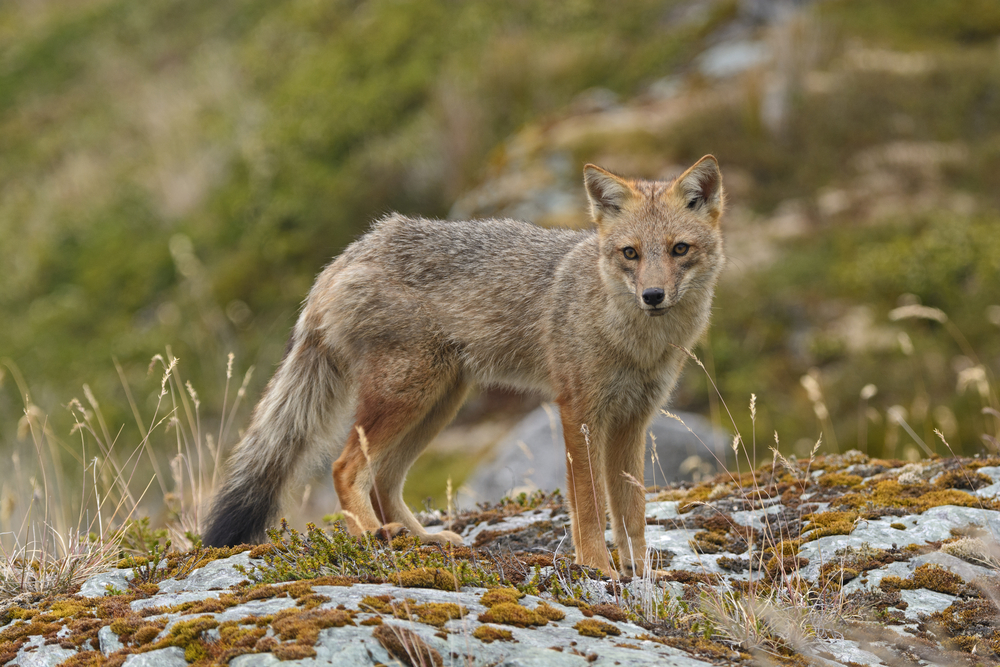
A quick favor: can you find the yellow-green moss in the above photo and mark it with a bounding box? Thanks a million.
[360,595,393,614]
[574,618,622,638]
[935,470,993,490]
[272,607,355,644]
[534,602,566,622]
[819,472,864,488]
[801,511,858,541]
[838,480,978,513]
[691,530,729,554]
[480,587,524,607]
[880,564,964,595]
[296,593,331,610]
[393,601,467,627]
[477,602,547,628]
[908,564,965,595]
[273,643,317,660]
[473,625,515,643]
[394,567,459,591]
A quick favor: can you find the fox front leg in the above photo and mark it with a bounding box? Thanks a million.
[559,401,616,576]
[603,418,667,579]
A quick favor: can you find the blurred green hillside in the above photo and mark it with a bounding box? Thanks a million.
[0,0,722,440]
[1,0,999,506]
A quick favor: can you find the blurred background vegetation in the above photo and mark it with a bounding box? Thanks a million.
[1,0,998,520]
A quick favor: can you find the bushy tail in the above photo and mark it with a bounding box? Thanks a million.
[202,331,345,547]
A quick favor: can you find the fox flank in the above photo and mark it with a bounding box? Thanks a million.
[203,156,726,577]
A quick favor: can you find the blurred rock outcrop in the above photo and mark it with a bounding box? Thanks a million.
[458,406,730,507]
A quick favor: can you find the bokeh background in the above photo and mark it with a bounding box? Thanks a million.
[1,0,998,533]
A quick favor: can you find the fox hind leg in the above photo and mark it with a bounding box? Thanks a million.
[331,349,465,545]
[370,378,469,546]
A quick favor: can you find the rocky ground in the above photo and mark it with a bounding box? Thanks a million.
[6,451,1000,666]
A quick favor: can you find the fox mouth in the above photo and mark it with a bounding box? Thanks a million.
[644,307,670,317]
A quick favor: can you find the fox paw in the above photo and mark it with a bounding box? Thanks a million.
[419,529,464,546]
[620,566,672,581]
[373,522,409,542]
[372,523,464,546]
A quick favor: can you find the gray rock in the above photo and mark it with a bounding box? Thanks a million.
[13,635,77,667]
[976,466,1000,482]
[307,625,393,665]
[975,466,1000,498]
[730,502,784,529]
[911,551,995,582]
[130,590,221,611]
[799,505,1000,581]
[814,638,886,667]
[78,567,132,597]
[122,646,188,667]
[231,653,280,666]
[99,625,124,655]
[898,589,957,622]
[156,552,252,593]
[698,40,770,78]
[459,406,730,506]
[842,560,911,595]
[462,507,571,549]
[215,596,297,622]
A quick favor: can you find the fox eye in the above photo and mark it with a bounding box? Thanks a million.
[622,247,638,260]
[672,243,690,256]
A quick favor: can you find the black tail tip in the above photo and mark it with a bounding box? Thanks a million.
[202,488,276,547]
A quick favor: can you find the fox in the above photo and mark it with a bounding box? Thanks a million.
[203,155,725,577]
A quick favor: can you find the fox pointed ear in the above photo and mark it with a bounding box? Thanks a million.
[675,155,724,222]
[584,164,633,224]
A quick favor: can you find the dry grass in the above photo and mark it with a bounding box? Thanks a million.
[0,350,252,597]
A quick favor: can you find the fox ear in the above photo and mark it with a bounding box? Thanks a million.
[675,155,724,222]
[584,164,633,224]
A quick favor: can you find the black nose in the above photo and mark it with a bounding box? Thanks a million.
[642,288,665,305]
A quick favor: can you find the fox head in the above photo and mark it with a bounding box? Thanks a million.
[583,156,725,317]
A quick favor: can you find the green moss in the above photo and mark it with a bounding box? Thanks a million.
[240,523,499,590]
[219,621,267,648]
[162,615,219,647]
